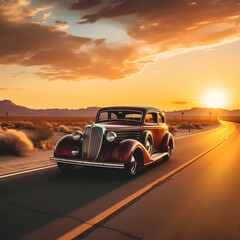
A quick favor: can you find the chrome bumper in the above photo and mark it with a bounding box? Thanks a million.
[50,157,125,169]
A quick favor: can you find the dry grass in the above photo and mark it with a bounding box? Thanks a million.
[0,129,33,156]
[31,121,54,150]
[167,117,218,130]
[57,124,72,134]
[168,126,178,135]
[0,117,91,150]
[0,116,222,145]
[13,121,35,129]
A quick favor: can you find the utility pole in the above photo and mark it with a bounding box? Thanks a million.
[181,112,184,120]
[209,112,212,120]
[5,112,8,122]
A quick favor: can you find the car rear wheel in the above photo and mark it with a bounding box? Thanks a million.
[163,145,172,161]
[57,162,75,174]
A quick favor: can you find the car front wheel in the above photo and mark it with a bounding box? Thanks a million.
[125,153,138,176]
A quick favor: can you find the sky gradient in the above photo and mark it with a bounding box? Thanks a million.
[0,0,239,110]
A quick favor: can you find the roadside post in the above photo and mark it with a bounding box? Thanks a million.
[6,112,8,122]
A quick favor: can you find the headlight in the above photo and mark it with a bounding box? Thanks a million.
[71,146,79,156]
[72,130,83,141]
[106,131,117,142]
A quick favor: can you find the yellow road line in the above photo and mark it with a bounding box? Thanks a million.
[58,125,237,240]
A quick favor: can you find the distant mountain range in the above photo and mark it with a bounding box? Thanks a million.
[0,100,239,116]
[0,100,99,116]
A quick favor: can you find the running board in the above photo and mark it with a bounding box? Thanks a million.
[144,152,168,166]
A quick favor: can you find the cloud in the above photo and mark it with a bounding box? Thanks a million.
[42,12,51,21]
[70,0,102,10]
[172,101,191,105]
[77,0,240,51]
[0,0,55,22]
[11,71,26,78]
[1,0,239,82]
[0,0,144,81]
[54,20,69,30]
[0,88,23,90]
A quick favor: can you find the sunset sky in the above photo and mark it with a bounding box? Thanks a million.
[0,0,239,111]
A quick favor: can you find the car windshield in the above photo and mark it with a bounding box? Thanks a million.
[97,110,143,122]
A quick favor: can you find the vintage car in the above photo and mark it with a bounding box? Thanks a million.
[50,106,174,176]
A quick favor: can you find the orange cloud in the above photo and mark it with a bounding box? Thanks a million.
[78,0,240,51]
[1,0,239,82]
[172,101,191,105]
[0,0,55,22]
[42,12,51,21]
[0,0,144,81]
[0,88,23,90]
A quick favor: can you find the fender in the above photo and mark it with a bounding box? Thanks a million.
[161,132,175,152]
[111,139,152,165]
[54,135,82,159]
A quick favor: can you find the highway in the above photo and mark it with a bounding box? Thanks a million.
[0,121,238,240]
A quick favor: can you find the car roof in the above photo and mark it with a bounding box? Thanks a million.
[98,106,163,114]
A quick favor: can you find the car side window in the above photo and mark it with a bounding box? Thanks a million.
[145,112,158,124]
[158,113,165,123]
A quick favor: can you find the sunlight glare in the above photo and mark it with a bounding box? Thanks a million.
[200,89,229,108]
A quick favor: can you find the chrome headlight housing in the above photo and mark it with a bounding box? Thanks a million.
[106,131,117,142]
[71,146,79,156]
[72,130,83,141]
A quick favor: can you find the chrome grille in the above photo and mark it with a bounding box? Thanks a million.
[82,125,104,161]
[114,130,140,141]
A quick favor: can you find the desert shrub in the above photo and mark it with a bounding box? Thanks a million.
[0,121,15,129]
[2,126,8,131]
[168,126,178,135]
[37,140,54,150]
[72,121,88,130]
[0,129,33,156]
[193,123,202,129]
[51,121,59,127]
[14,121,35,130]
[177,122,189,129]
[57,124,72,134]
[71,126,82,132]
[32,121,54,150]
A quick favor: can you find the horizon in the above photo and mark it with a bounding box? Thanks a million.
[0,99,240,113]
[0,0,239,110]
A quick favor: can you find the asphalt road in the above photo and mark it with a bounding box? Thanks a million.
[0,121,238,240]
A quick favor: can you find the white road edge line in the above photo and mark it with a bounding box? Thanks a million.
[0,165,56,179]
[58,125,236,240]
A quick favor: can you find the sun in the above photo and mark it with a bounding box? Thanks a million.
[200,89,229,108]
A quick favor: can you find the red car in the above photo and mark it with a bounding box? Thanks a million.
[50,106,174,176]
